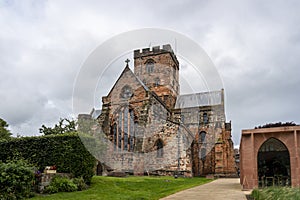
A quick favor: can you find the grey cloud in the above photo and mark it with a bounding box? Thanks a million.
[0,0,299,146]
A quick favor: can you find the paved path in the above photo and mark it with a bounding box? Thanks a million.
[160,178,249,200]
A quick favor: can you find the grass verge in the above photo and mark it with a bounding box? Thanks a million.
[251,187,300,200]
[32,176,212,200]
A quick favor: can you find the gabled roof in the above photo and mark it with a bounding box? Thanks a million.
[175,90,223,109]
[106,64,149,98]
[105,64,172,112]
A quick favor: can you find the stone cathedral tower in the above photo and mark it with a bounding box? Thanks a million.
[133,44,179,109]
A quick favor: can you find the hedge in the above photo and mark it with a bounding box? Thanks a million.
[0,132,96,184]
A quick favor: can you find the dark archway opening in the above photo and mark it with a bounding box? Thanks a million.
[96,161,103,176]
[257,137,291,187]
[191,131,209,177]
[156,139,164,158]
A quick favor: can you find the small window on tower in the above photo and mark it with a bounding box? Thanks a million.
[203,113,208,124]
[146,59,154,73]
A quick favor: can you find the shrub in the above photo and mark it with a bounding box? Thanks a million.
[43,185,59,194]
[0,132,96,184]
[0,159,35,200]
[44,175,78,193]
[72,177,88,191]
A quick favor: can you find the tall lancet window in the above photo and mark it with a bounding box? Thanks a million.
[203,113,209,124]
[112,123,117,151]
[129,109,135,151]
[113,106,135,151]
[156,139,164,158]
[118,114,122,150]
[123,107,128,150]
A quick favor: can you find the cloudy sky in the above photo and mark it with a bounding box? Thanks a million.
[1,0,300,146]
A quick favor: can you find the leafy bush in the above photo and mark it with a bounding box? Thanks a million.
[0,159,35,200]
[0,132,96,184]
[43,185,58,194]
[44,176,78,194]
[73,177,88,191]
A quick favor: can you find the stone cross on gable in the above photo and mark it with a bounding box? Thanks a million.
[125,58,130,66]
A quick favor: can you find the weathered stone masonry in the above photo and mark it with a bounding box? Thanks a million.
[81,44,236,177]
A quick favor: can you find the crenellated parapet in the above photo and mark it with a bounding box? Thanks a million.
[134,44,179,67]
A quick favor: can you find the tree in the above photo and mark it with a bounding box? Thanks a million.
[0,118,11,140]
[39,118,76,135]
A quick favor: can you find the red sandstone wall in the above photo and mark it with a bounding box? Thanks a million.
[240,127,300,190]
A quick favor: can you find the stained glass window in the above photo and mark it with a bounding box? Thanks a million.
[113,106,135,151]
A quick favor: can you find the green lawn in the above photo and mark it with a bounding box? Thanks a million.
[32,176,212,200]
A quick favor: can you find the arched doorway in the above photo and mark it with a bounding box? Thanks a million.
[257,137,291,187]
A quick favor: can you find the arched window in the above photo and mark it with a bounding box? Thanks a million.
[123,107,128,150]
[129,110,135,151]
[199,131,206,144]
[118,114,122,150]
[156,139,164,157]
[146,59,154,73]
[112,123,117,151]
[203,113,208,124]
[113,106,135,151]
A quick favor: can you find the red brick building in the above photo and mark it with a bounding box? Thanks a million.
[240,125,300,189]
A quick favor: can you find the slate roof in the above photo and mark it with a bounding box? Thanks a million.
[175,90,222,109]
[90,108,102,119]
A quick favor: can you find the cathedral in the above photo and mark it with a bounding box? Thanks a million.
[81,44,236,177]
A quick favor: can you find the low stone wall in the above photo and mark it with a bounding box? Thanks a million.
[36,173,71,193]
